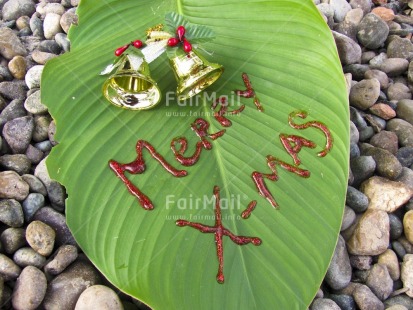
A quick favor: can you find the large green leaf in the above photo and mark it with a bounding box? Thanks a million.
[42,0,349,309]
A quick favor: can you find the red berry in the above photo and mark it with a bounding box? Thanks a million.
[183,39,192,53]
[132,40,143,49]
[167,37,179,47]
[115,44,130,57]
[177,26,186,41]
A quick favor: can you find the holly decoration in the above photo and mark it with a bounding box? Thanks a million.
[167,26,193,54]
[114,39,143,57]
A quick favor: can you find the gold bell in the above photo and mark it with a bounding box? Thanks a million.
[169,49,224,100]
[102,54,161,110]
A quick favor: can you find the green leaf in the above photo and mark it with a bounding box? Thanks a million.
[165,12,215,43]
[42,0,349,309]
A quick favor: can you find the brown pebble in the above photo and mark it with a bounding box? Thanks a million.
[369,103,396,120]
[372,7,395,22]
[8,56,26,80]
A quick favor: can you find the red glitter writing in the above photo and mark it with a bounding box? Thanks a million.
[234,72,263,112]
[211,96,245,127]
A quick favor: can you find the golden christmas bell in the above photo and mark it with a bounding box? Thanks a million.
[102,54,161,110]
[169,49,224,100]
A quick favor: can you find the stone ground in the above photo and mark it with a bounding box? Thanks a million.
[1,0,413,309]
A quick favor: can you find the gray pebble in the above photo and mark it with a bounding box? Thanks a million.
[359,126,374,141]
[329,294,356,310]
[330,0,351,23]
[357,13,389,49]
[396,167,413,189]
[43,261,101,310]
[12,266,47,310]
[37,2,65,15]
[48,181,66,211]
[366,263,393,300]
[21,174,47,195]
[26,220,55,256]
[393,240,407,259]
[333,31,361,65]
[350,143,360,159]
[38,39,61,54]
[389,213,404,240]
[24,90,47,114]
[350,155,376,186]
[349,79,380,110]
[372,58,409,77]
[29,12,44,38]
[387,118,413,147]
[346,186,369,212]
[364,69,389,90]
[396,99,413,126]
[55,32,70,52]
[0,99,26,128]
[350,107,368,129]
[344,64,370,81]
[311,298,340,310]
[2,0,35,21]
[325,235,352,290]
[370,130,398,155]
[0,27,27,60]
[364,147,402,180]
[350,121,359,144]
[397,147,413,167]
[387,36,413,59]
[0,253,21,280]
[0,65,13,82]
[384,295,413,309]
[25,144,44,164]
[48,119,57,145]
[33,207,76,246]
[22,193,45,222]
[44,244,77,275]
[2,116,33,154]
[25,65,43,89]
[361,51,376,64]
[0,154,31,175]
[0,227,26,254]
[0,171,29,200]
[34,140,52,152]
[0,199,23,227]
[349,0,371,15]
[353,284,384,310]
[342,205,356,231]
[408,61,413,85]
[388,83,412,101]
[60,8,78,34]
[13,247,46,268]
[0,80,27,100]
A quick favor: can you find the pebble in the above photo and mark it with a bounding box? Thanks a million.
[397,99,413,126]
[25,65,44,89]
[388,83,412,101]
[341,206,356,231]
[43,261,101,309]
[0,27,27,60]
[357,13,389,49]
[13,247,46,268]
[364,147,402,180]
[333,31,361,65]
[401,254,413,297]
[37,2,65,15]
[31,49,57,64]
[0,253,21,280]
[0,199,24,227]
[0,80,27,100]
[349,143,360,159]
[350,121,359,144]
[2,116,34,154]
[386,306,408,310]
[34,140,52,152]
[8,56,26,80]
[384,295,413,309]
[325,235,352,289]
[372,58,409,77]
[0,228,26,254]
[12,266,47,310]
[371,7,395,22]
[349,78,380,110]
[74,285,123,310]
[26,220,56,256]
[60,8,78,33]
[43,13,63,40]
[369,104,396,120]
[24,90,47,115]
[364,70,389,90]
[404,210,413,244]
[370,131,398,154]
[0,171,29,200]
[362,176,413,212]
[29,12,44,38]
[55,32,70,52]
[16,16,30,30]
[349,0,371,14]
[387,37,413,59]
[329,294,356,310]
[366,263,393,300]
[353,284,384,310]
[0,154,31,175]
[0,99,26,127]
[33,207,76,246]
[389,213,404,240]
[44,244,78,275]
[38,39,61,54]
[398,167,413,189]
[387,118,413,147]
[21,174,47,196]
[378,249,400,281]
[344,64,370,81]
[393,240,407,259]
[350,255,372,271]
[397,147,413,167]
[33,114,51,142]
[22,193,45,222]
[347,209,389,255]
[346,186,369,212]
[350,155,376,186]
[310,298,341,310]
[2,0,36,21]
